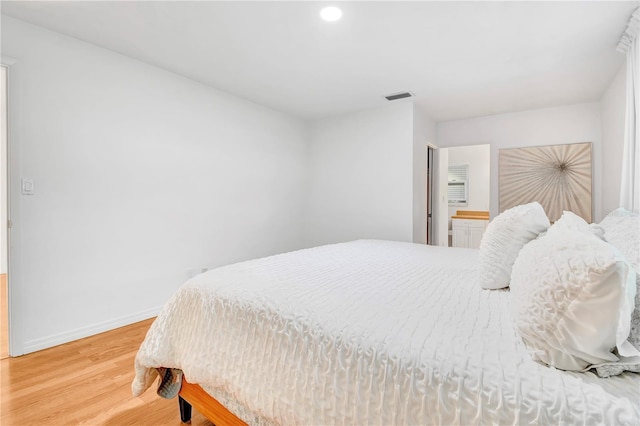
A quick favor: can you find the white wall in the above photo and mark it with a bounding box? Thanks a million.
[437,102,604,221]
[2,16,308,354]
[447,144,490,218]
[304,102,414,247]
[435,147,449,246]
[601,66,626,216]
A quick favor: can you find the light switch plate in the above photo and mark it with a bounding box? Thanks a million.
[21,178,34,195]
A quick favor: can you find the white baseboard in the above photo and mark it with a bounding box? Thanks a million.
[23,306,162,354]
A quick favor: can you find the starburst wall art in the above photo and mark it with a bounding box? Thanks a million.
[499,142,592,223]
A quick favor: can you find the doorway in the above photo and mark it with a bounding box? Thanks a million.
[1,65,8,359]
[437,144,491,247]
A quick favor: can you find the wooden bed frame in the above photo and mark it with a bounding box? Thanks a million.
[178,377,247,425]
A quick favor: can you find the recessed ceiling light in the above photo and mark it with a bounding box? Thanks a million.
[320,6,342,22]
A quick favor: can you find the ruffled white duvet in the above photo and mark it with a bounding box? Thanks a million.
[132,240,640,425]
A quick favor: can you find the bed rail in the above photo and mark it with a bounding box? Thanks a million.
[178,377,248,425]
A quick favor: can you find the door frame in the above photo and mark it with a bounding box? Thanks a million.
[436,147,450,247]
[2,55,24,356]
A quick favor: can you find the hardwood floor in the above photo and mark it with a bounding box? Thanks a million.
[1,273,7,359]
[0,318,213,425]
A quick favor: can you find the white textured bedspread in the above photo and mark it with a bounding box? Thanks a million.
[133,240,640,425]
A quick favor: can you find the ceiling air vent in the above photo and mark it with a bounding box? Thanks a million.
[385,91,414,101]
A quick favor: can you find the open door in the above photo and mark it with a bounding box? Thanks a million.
[426,146,435,244]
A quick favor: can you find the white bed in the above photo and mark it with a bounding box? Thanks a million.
[133,239,640,425]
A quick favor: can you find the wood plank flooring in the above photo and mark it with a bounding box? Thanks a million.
[0,318,213,425]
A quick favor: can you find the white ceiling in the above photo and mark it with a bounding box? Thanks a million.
[1,1,637,122]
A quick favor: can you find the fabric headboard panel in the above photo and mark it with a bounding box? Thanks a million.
[498,142,592,223]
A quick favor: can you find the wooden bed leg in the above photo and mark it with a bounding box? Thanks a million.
[179,396,192,424]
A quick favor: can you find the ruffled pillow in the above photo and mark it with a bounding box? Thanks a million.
[511,226,639,375]
[478,202,550,289]
[596,208,640,376]
[547,210,604,240]
[599,208,639,270]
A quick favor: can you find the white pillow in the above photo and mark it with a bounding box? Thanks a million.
[548,210,604,240]
[511,228,639,372]
[478,202,550,289]
[599,208,639,271]
[597,208,640,376]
